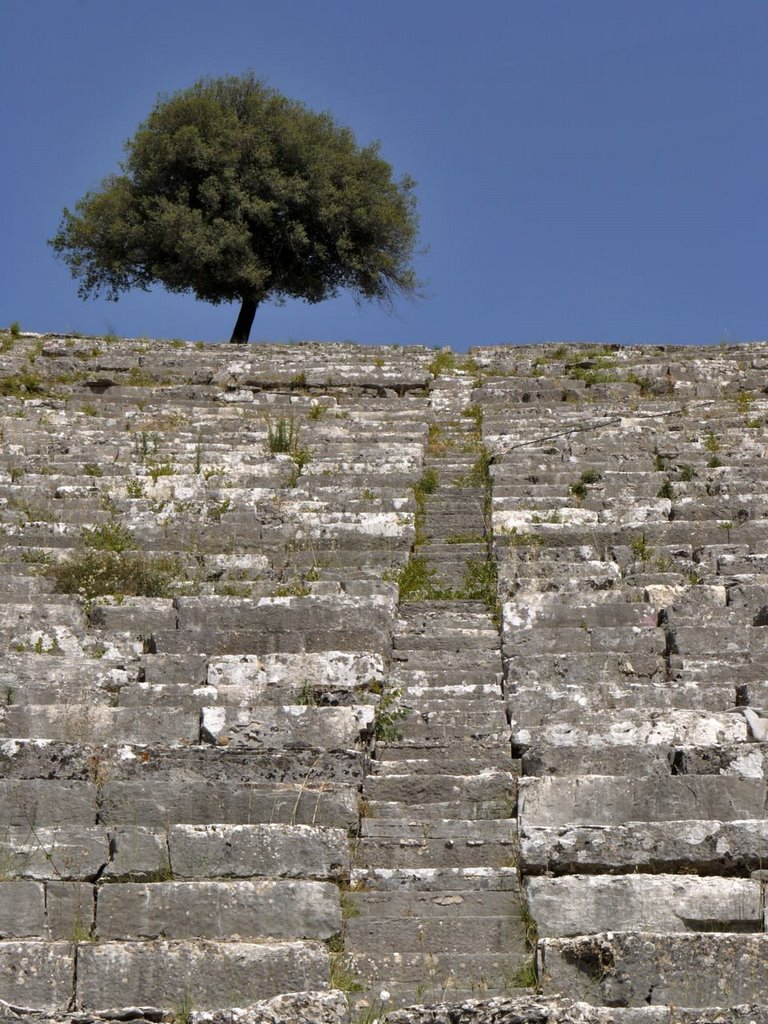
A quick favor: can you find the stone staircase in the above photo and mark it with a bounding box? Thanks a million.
[0,332,768,1021]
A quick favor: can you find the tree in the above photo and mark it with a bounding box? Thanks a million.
[50,74,420,342]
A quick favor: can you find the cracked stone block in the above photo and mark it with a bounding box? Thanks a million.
[538,932,768,1007]
[0,825,109,880]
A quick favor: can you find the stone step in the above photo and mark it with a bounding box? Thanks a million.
[100,780,358,829]
[520,818,768,876]
[350,865,520,892]
[538,932,768,1007]
[370,753,514,776]
[347,950,531,1006]
[364,794,514,821]
[75,939,329,1011]
[96,879,340,940]
[503,626,667,656]
[359,819,515,841]
[0,704,200,745]
[521,745,674,778]
[510,710,748,755]
[345,887,520,919]
[199,703,374,749]
[345,911,525,954]
[525,874,762,937]
[519,775,766,828]
[363,770,513,805]
[393,632,500,651]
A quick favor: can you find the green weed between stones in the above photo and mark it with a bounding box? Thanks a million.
[49,550,181,600]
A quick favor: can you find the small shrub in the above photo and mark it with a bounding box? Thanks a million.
[657,479,674,500]
[0,370,43,398]
[415,467,439,496]
[267,416,300,453]
[704,431,721,454]
[145,460,175,483]
[679,464,696,482]
[83,463,103,477]
[9,321,21,338]
[630,534,653,561]
[49,550,181,600]
[207,497,232,522]
[428,349,456,376]
[374,687,410,742]
[82,521,133,553]
[125,479,145,499]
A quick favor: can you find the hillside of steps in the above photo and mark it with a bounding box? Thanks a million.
[2,331,768,1021]
[478,342,768,1017]
[0,332,435,1016]
[343,377,526,1013]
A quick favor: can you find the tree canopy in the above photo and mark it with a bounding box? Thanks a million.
[50,74,420,342]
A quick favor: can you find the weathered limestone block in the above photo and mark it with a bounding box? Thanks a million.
[503,599,658,631]
[0,705,199,745]
[350,866,520,892]
[174,594,393,634]
[0,941,74,1009]
[538,932,768,1007]
[100,780,358,829]
[0,826,109,880]
[168,823,349,880]
[525,874,762,936]
[345,911,525,954]
[511,711,747,752]
[0,780,97,827]
[97,880,340,940]
[0,655,132,704]
[45,881,94,939]
[199,704,374,748]
[521,818,768,875]
[362,771,514,805]
[673,742,768,778]
[519,776,766,827]
[0,882,45,937]
[381,994,767,1022]
[76,940,329,1010]
[206,650,385,703]
[141,653,209,686]
[89,598,178,632]
[102,826,170,881]
[190,989,349,1024]
[521,745,672,778]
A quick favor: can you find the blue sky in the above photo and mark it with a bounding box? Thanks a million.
[2,0,767,350]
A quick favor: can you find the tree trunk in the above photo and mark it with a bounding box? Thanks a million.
[230,297,258,343]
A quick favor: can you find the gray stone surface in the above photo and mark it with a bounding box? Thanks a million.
[96,880,340,940]
[525,874,762,936]
[7,336,768,1018]
[0,941,74,1009]
[168,823,349,880]
[75,940,330,1010]
[539,933,768,1007]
